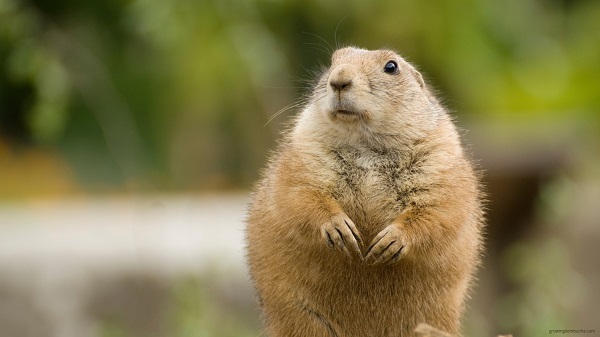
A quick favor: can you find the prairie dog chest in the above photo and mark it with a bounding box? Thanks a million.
[328,146,415,224]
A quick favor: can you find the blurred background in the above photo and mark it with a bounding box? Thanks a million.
[1,0,599,336]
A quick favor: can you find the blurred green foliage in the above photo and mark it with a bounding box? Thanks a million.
[499,237,582,336]
[1,0,599,336]
[95,273,259,337]
[1,1,599,336]
[168,275,258,337]
[1,0,599,192]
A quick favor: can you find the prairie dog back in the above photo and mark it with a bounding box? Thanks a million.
[246,47,484,337]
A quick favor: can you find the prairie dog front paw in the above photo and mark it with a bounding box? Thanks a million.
[364,225,407,265]
[320,213,363,259]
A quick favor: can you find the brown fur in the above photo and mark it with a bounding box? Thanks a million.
[246,47,484,337]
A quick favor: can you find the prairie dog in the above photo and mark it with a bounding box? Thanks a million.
[246,47,484,337]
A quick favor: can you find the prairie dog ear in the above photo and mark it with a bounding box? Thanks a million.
[408,64,439,105]
[408,65,425,89]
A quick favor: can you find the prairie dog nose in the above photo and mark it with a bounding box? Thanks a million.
[329,64,357,92]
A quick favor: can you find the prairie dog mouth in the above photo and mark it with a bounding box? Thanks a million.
[335,109,356,115]
[330,108,362,122]
[329,96,363,121]
[331,101,361,118]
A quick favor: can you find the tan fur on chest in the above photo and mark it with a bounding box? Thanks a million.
[324,145,425,237]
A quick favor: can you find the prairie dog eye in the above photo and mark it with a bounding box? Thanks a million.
[383,60,398,74]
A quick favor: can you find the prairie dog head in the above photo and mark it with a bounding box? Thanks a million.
[296,47,444,147]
